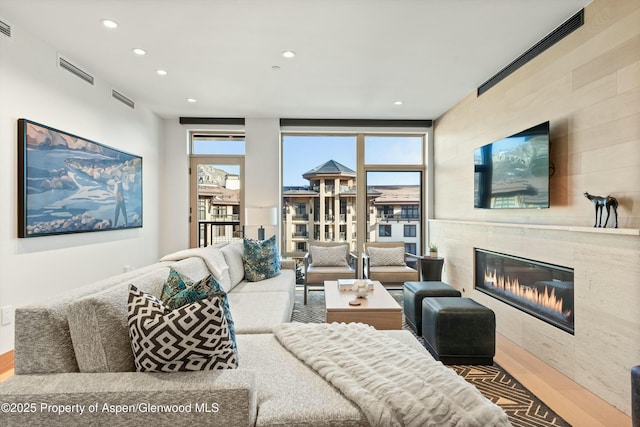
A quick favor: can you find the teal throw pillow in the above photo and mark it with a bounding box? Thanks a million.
[161,268,237,353]
[243,235,281,282]
[161,268,210,309]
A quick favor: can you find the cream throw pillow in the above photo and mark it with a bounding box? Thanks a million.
[310,245,349,267]
[368,246,406,267]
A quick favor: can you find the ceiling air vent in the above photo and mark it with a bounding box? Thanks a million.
[477,8,584,96]
[0,19,11,37]
[58,55,94,85]
[112,89,135,109]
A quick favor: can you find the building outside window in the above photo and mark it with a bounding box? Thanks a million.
[379,205,394,220]
[189,132,245,247]
[401,205,419,220]
[404,224,416,237]
[405,243,417,255]
[281,133,426,273]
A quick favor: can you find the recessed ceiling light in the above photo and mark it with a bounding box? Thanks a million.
[394,101,404,105]
[132,48,146,56]
[101,19,118,29]
[187,98,197,103]
[156,69,167,76]
[282,50,296,59]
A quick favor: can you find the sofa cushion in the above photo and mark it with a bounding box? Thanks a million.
[228,292,292,334]
[310,244,349,267]
[0,370,257,427]
[221,240,245,290]
[243,236,280,282]
[368,246,406,267]
[368,265,419,283]
[236,333,366,426]
[67,267,169,373]
[128,285,237,372]
[161,268,237,353]
[14,262,171,375]
[231,269,295,295]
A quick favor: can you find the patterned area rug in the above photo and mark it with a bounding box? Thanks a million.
[294,288,571,427]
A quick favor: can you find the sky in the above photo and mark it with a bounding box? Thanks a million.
[192,134,425,186]
[282,135,423,186]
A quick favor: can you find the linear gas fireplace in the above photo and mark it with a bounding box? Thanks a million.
[474,249,574,334]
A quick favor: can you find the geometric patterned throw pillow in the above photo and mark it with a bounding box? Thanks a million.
[160,269,237,353]
[127,285,238,372]
[243,235,281,282]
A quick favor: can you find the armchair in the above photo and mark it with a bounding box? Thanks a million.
[363,242,419,288]
[304,242,357,304]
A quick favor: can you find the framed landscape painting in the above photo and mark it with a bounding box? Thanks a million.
[18,119,143,237]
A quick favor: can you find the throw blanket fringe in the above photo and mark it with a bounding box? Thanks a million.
[273,322,511,427]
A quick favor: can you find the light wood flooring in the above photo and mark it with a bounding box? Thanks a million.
[0,336,632,426]
[495,334,631,427]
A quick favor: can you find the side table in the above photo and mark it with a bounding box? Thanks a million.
[420,256,444,281]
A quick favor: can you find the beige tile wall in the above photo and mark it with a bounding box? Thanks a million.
[431,0,640,415]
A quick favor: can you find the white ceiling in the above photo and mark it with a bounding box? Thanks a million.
[0,0,590,120]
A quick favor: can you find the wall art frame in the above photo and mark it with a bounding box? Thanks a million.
[18,119,143,237]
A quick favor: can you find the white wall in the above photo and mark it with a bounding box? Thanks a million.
[0,23,163,353]
[244,118,281,239]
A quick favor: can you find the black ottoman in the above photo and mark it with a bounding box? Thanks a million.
[633,365,640,427]
[403,281,461,335]
[421,297,495,365]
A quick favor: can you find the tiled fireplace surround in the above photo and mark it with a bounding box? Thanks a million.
[429,219,640,415]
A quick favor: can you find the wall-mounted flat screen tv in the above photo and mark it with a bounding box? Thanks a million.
[474,121,550,209]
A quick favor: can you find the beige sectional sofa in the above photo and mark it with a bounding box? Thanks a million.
[0,240,508,426]
[0,241,306,426]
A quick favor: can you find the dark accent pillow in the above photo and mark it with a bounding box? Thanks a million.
[243,235,281,282]
[160,268,236,353]
[127,285,237,372]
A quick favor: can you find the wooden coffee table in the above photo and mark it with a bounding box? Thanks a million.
[324,280,402,330]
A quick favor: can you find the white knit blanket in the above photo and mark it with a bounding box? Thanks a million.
[273,322,511,427]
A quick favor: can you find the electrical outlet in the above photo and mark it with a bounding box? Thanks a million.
[1,306,14,326]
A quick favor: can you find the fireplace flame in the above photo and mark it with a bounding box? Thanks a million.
[484,269,572,317]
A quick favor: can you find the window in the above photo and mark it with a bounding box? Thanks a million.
[198,199,206,221]
[189,132,245,248]
[366,170,422,254]
[294,203,307,218]
[379,224,392,237]
[379,206,394,221]
[364,136,423,165]
[404,224,416,237]
[405,243,417,255]
[401,205,419,220]
[192,135,245,155]
[282,134,356,256]
[281,131,427,261]
[295,224,307,237]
